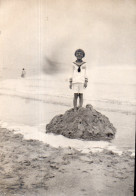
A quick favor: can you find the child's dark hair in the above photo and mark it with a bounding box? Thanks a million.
[75,49,85,57]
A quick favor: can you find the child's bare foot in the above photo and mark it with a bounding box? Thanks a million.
[78,106,82,108]
[74,107,78,112]
[77,106,83,110]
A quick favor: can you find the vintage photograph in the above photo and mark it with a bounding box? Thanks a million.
[0,0,135,195]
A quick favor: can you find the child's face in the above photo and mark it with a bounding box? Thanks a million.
[75,51,84,60]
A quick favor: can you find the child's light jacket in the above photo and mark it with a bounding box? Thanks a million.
[71,61,87,84]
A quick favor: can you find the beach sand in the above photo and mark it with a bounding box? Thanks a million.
[0,127,134,196]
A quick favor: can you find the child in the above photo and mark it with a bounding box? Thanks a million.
[21,68,26,78]
[69,49,88,111]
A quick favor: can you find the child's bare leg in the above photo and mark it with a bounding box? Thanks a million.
[79,93,83,108]
[73,93,78,110]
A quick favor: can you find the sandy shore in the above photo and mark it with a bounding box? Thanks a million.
[0,127,134,196]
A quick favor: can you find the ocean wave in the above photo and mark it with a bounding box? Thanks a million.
[0,92,135,115]
[93,82,136,87]
[85,98,136,106]
[0,120,134,155]
[0,85,135,106]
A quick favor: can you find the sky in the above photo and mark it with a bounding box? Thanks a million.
[0,0,136,77]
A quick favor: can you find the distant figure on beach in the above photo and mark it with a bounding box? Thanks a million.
[69,49,88,111]
[21,68,26,78]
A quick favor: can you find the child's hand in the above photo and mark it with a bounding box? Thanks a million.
[69,78,72,89]
[84,82,87,88]
[69,83,72,89]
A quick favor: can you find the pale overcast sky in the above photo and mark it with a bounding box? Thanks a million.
[0,0,136,76]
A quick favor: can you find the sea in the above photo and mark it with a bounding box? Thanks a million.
[0,66,135,154]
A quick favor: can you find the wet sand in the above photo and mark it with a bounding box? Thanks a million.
[0,127,134,196]
[0,95,135,151]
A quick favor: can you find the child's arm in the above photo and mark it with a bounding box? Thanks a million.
[69,78,72,89]
[84,78,88,88]
[84,65,88,88]
[69,65,74,89]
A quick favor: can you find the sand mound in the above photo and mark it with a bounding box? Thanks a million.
[46,104,116,141]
